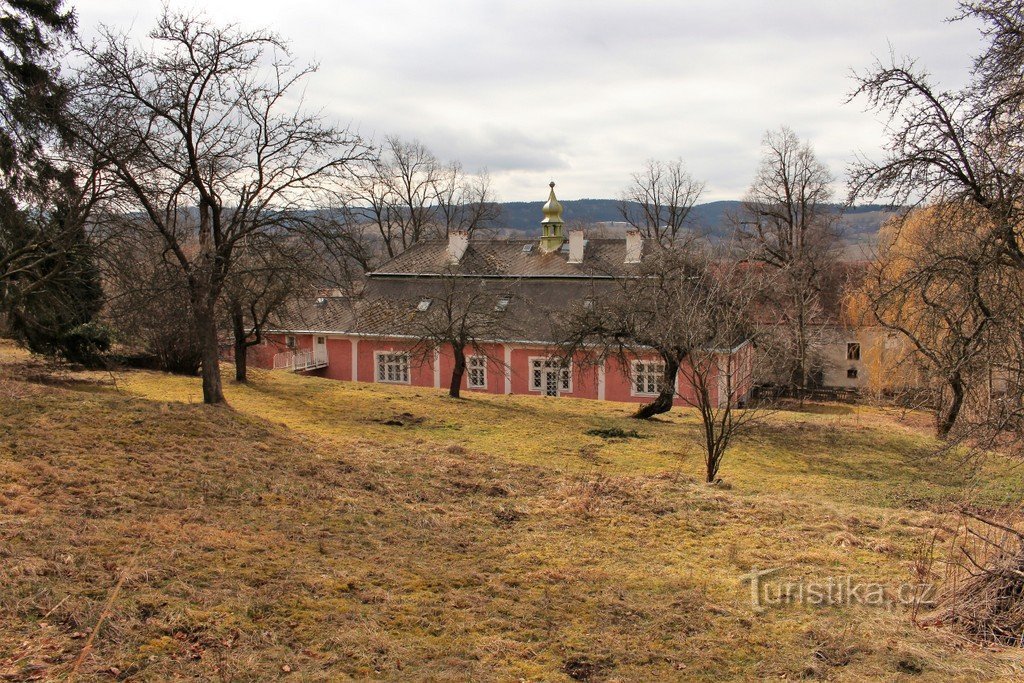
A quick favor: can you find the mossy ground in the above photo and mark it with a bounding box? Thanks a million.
[1,342,1023,681]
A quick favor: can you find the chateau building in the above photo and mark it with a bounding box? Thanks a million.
[252,183,755,407]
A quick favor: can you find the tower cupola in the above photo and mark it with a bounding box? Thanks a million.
[539,181,565,252]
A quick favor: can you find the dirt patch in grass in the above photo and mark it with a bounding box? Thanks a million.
[377,411,427,426]
[563,653,614,681]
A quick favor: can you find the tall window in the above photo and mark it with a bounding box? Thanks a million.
[847,342,861,361]
[633,360,665,395]
[467,356,487,389]
[376,352,410,384]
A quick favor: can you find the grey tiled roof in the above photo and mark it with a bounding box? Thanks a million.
[270,276,616,343]
[270,235,698,343]
[369,238,653,278]
[271,296,358,334]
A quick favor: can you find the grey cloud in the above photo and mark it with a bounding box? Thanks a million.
[73,0,983,201]
[423,125,572,174]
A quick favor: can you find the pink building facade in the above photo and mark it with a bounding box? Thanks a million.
[251,183,755,408]
[251,333,754,407]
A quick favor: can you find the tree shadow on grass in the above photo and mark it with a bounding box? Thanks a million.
[770,400,857,416]
[738,420,991,501]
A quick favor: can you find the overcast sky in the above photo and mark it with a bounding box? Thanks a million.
[70,1,983,203]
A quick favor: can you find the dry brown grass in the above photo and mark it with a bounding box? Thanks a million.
[0,342,1023,680]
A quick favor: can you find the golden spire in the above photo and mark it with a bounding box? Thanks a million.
[541,181,563,225]
[539,181,566,252]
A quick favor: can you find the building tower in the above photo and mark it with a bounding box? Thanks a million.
[539,181,565,252]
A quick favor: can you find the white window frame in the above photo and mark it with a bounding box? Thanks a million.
[631,359,666,397]
[285,335,297,349]
[467,355,487,389]
[528,357,572,394]
[375,351,411,384]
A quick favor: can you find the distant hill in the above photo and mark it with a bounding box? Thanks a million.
[496,199,897,244]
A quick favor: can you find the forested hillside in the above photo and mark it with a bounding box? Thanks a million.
[496,199,896,245]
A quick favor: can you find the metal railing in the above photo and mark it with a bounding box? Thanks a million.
[272,348,328,372]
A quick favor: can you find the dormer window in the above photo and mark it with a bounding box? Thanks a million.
[522,243,534,253]
[416,298,432,312]
[495,296,511,311]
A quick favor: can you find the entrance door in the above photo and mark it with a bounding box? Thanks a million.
[314,336,327,365]
[532,358,567,397]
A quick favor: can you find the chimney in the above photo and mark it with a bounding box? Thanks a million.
[625,230,642,264]
[447,230,469,263]
[567,229,585,264]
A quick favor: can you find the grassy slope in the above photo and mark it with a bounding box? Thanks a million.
[1,343,1023,681]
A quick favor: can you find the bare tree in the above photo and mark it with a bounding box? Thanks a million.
[618,158,704,246]
[351,138,499,260]
[352,137,440,259]
[849,0,1024,450]
[738,126,841,391]
[102,229,204,374]
[673,260,764,482]
[557,244,755,418]
[557,245,762,477]
[222,235,309,383]
[848,3,1024,268]
[297,210,380,289]
[70,10,370,403]
[557,247,702,419]
[433,163,501,237]
[402,272,518,398]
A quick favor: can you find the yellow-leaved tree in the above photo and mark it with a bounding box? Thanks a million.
[863,203,1012,438]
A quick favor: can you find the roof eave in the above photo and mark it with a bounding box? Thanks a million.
[367,272,623,280]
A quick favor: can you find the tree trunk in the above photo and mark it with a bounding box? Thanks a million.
[449,344,465,398]
[796,305,807,389]
[706,446,721,483]
[793,301,808,407]
[937,374,965,439]
[634,355,679,419]
[703,411,726,483]
[231,302,248,383]
[196,307,225,404]
[192,198,225,404]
